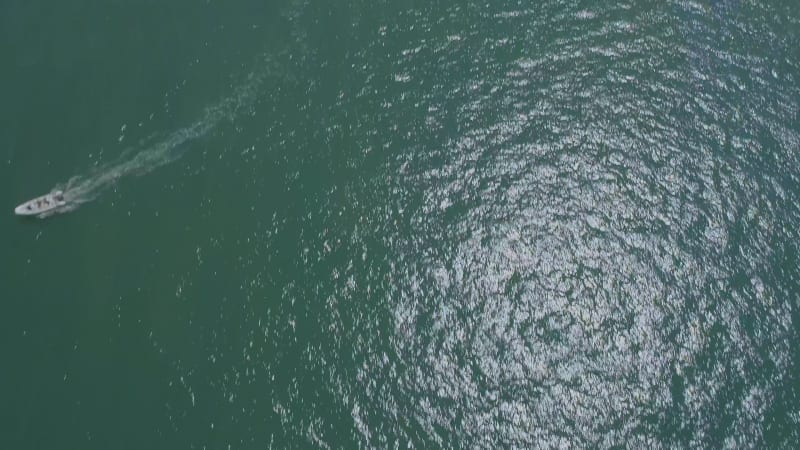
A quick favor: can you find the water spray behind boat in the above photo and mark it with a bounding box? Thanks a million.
[16,59,275,218]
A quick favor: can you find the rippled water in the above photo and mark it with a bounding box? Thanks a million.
[310,1,800,447]
[2,0,799,448]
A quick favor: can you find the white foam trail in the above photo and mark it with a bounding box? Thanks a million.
[39,67,268,218]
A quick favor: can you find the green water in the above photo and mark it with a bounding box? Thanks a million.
[2,0,799,448]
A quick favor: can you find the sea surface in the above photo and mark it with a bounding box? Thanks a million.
[1,0,799,448]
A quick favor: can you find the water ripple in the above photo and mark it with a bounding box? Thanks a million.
[321,1,800,447]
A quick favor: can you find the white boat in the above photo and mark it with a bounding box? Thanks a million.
[14,190,67,216]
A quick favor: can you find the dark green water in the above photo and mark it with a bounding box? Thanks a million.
[2,0,799,447]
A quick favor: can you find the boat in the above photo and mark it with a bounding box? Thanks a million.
[14,190,67,216]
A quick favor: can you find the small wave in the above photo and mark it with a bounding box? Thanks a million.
[41,64,271,218]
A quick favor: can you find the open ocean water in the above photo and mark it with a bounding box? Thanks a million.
[1,0,799,448]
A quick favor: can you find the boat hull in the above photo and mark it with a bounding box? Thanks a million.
[14,190,66,216]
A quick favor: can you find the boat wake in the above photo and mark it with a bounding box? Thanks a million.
[37,65,270,218]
